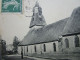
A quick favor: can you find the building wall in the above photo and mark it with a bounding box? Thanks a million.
[18,46,27,55]
[42,41,59,53]
[44,42,53,53]
[28,45,32,54]
[31,45,35,54]
[36,44,42,54]
[24,46,27,55]
[62,34,80,52]
[18,34,80,55]
[18,46,21,54]
[23,46,25,55]
[18,41,59,55]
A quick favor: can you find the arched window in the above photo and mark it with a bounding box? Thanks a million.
[65,38,69,48]
[75,35,79,47]
[43,44,46,52]
[27,46,28,52]
[34,45,37,52]
[24,46,25,55]
[53,43,56,52]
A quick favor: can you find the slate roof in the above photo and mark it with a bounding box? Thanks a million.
[62,7,80,36]
[19,18,68,46]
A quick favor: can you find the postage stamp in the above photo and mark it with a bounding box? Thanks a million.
[1,0,22,12]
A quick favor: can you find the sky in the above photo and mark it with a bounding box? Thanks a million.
[0,0,80,45]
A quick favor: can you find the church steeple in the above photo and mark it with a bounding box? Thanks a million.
[29,2,46,28]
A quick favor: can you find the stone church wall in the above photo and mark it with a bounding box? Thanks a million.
[18,46,21,55]
[62,34,80,53]
[18,40,59,56]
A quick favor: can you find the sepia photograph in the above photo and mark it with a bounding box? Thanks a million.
[0,0,80,60]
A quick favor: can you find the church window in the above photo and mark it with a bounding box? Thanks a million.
[34,45,37,52]
[27,46,28,52]
[53,43,56,52]
[75,35,79,47]
[43,44,46,52]
[65,38,69,48]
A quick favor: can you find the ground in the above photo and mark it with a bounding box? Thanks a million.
[3,54,79,60]
[3,54,51,60]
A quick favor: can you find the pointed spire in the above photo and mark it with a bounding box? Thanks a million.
[35,1,39,7]
[29,1,47,28]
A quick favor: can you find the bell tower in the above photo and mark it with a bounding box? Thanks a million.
[29,2,47,29]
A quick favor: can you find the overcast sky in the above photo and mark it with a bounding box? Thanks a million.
[0,0,80,45]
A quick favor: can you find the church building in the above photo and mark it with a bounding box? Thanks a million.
[18,2,80,56]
